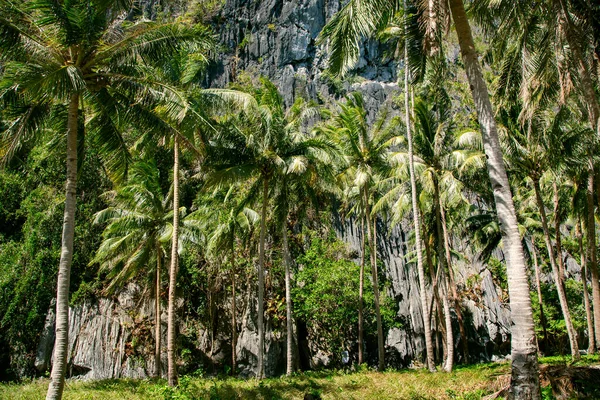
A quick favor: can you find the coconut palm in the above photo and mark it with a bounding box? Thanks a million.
[203,78,335,378]
[91,159,172,378]
[317,92,398,371]
[190,187,259,375]
[474,0,600,351]
[499,105,584,361]
[319,0,540,394]
[0,1,215,397]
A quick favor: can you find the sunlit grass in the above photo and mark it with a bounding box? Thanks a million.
[1,356,596,400]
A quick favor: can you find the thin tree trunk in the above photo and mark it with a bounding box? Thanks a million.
[358,214,365,365]
[577,220,596,354]
[552,182,566,282]
[425,232,447,362]
[167,138,180,387]
[282,221,294,376]
[363,187,385,371]
[231,250,237,375]
[403,14,435,370]
[155,247,162,378]
[531,244,548,352]
[585,169,600,348]
[532,179,580,361]
[447,0,540,396]
[46,93,79,400]
[433,176,453,372]
[440,203,468,363]
[257,177,269,379]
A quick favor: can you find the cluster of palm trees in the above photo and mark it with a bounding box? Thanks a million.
[319,0,600,398]
[1,0,600,400]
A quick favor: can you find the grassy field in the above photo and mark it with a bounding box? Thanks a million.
[1,356,598,400]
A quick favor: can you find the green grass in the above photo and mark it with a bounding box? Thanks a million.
[1,356,597,400]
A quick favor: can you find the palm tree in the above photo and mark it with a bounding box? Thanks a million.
[499,106,582,361]
[91,159,171,378]
[318,0,540,395]
[144,47,258,385]
[474,0,600,351]
[204,79,334,378]
[272,100,337,376]
[317,92,398,371]
[0,1,214,397]
[190,189,259,375]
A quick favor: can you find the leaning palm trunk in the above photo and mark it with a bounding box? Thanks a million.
[425,234,447,362]
[358,214,366,365]
[440,203,468,362]
[46,93,79,400]
[531,244,549,351]
[433,177,453,372]
[552,182,566,282]
[282,222,294,376]
[167,138,180,387]
[532,179,580,361]
[577,220,596,354]
[447,0,540,397]
[155,249,162,378]
[585,169,600,349]
[403,21,435,371]
[231,251,237,374]
[257,177,269,379]
[363,187,385,371]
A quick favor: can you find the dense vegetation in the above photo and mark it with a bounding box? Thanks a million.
[1,0,600,399]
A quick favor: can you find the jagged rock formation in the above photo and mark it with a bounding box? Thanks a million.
[36,0,514,380]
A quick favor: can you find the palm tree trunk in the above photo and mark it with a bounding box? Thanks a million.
[423,225,445,364]
[282,221,294,376]
[46,93,79,400]
[155,247,162,378]
[585,169,600,349]
[231,250,237,375]
[532,179,580,361]
[363,187,385,371]
[447,0,540,396]
[167,138,180,387]
[358,214,365,365]
[553,182,566,282]
[257,176,269,379]
[433,176,453,372]
[577,220,596,354]
[531,243,548,353]
[404,20,435,371]
[440,203,468,363]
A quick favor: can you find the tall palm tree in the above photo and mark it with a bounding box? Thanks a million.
[190,188,259,375]
[272,100,337,376]
[499,106,581,361]
[318,0,540,395]
[204,79,334,378]
[91,159,172,378]
[145,47,257,385]
[0,1,214,397]
[318,92,398,371]
[474,0,600,351]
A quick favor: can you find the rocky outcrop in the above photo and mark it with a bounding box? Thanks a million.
[37,285,162,380]
[335,216,512,367]
[210,0,399,116]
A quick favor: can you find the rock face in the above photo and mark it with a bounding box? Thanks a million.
[36,0,514,379]
[37,285,163,380]
[334,216,511,367]
[210,0,399,116]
